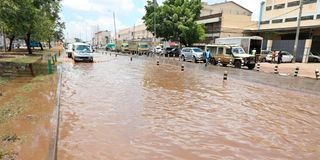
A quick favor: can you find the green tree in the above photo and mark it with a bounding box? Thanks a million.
[0,0,62,53]
[143,0,205,46]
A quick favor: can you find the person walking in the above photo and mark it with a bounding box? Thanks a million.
[277,51,283,64]
[205,49,210,67]
[271,50,276,63]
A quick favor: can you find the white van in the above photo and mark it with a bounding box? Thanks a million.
[72,43,94,62]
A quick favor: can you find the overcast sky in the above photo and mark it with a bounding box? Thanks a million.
[61,0,263,41]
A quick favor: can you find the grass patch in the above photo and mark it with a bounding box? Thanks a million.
[21,84,33,93]
[0,77,9,86]
[0,56,41,64]
[0,96,28,124]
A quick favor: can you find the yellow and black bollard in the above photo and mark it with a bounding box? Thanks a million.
[256,63,260,72]
[181,64,184,71]
[274,65,279,74]
[223,71,228,81]
[294,67,299,77]
[157,60,159,66]
[315,69,320,80]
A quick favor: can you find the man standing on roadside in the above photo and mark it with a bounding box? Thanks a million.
[277,51,283,64]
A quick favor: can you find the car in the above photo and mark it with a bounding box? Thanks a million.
[66,43,73,58]
[106,43,116,51]
[180,47,205,63]
[152,46,162,54]
[72,43,94,62]
[258,50,272,62]
[308,52,320,63]
[266,51,294,63]
[162,47,173,56]
[206,44,256,69]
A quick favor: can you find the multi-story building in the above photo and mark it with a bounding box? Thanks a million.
[197,1,257,43]
[117,24,154,41]
[94,30,111,47]
[257,0,320,60]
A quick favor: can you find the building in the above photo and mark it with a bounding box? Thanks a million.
[94,30,111,47]
[256,0,320,61]
[197,1,257,43]
[117,24,154,42]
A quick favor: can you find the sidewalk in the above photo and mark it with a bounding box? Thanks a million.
[258,62,320,79]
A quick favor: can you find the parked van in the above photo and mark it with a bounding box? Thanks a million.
[205,44,256,70]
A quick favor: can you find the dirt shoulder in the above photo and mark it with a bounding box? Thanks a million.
[0,49,60,159]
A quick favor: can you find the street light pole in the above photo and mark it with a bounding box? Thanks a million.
[113,11,117,44]
[2,27,6,53]
[293,0,303,63]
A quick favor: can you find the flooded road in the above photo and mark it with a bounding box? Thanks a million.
[58,52,320,159]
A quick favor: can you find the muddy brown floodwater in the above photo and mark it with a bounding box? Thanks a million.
[58,52,320,160]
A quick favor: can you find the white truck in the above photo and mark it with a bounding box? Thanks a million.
[215,36,263,55]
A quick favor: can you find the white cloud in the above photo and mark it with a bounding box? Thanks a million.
[62,0,135,15]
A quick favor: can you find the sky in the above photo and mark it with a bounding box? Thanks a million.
[61,0,263,41]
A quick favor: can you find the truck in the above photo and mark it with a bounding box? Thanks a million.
[116,41,129,52]
[128,41,150,55]
[215,36,263,56]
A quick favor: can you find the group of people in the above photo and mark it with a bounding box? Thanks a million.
[271,50,283,64]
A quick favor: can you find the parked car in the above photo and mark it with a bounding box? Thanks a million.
[180,47,205,63]
[66,43,73,58]
[308,52,320,63]
[206,44,256,69]
[106,43,116,51]
[72,43,94,62]
[266,51,294,63]
[152,46,162,54]
[258,50,272,62]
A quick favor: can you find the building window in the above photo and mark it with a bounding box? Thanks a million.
[272,19,283,23]
[287,1,300,7]
[317,14,320,19]
[301,15,314,21]
[285,17,297,22]
[266,6,272,11]
[260,20,270,24]
[274,4,285,9]
[303,0,317,5]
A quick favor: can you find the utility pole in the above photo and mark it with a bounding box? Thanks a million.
[153,0,158,46]
[293,0,303,63]
[113,11,117,43]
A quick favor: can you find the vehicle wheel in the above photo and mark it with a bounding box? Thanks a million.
[181,55,186,61]
[193,56,197,63]
[68,53,71,58]
[234,60,241,68]
[222,64,227,67]
[248,64,255,70]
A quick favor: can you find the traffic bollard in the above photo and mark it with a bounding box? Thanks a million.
[294,67,299,77]
[181,64,184,71]
[256,63,260,72]
[157,60,159,66]
[229,59,232,66]
[223,71,228,81]
[315,69,320,80]
[274,65,279,74]
[48,59,52,74]
[130,57,132,61]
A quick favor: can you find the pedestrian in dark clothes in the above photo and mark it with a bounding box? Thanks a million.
[277,51,283,64]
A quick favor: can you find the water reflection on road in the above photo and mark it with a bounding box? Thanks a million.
[58,52,320,159]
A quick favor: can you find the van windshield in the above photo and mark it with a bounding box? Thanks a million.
[193,48,203,52]
[75,45,92,52]
[232,47,245,54]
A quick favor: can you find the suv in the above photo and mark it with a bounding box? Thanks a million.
[181,47,205,63]
[206,44,256,70]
